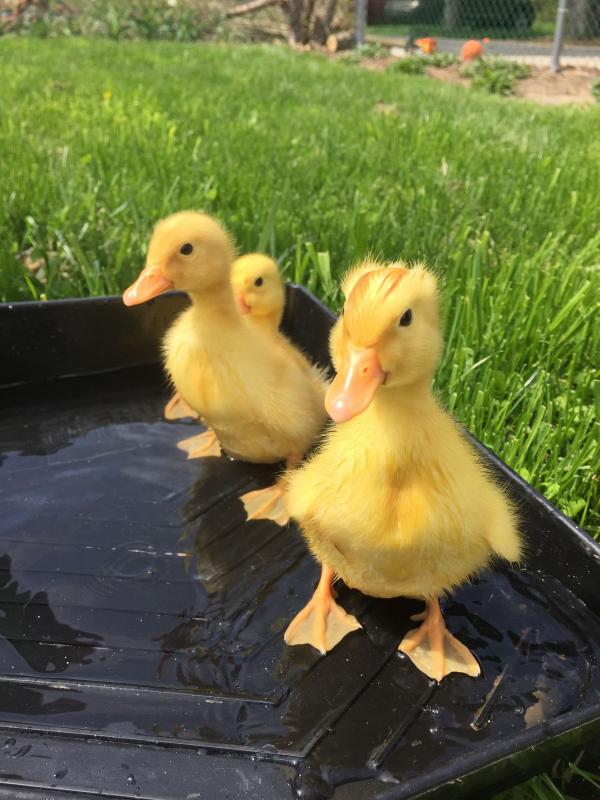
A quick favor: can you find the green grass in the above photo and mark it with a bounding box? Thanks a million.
[386,52,459,74]
[368,21,556,39]
[460,56,530,94]
[497,761,600,800]
[0,37,598,800]
[0,38,597,542]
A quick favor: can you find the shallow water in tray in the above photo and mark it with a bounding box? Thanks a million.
[0,367,598,780]
[0,380,319,705]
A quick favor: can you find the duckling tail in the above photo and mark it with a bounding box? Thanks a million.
[485,491,522,563]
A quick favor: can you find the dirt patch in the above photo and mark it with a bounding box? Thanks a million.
[344,52,600,106]
[426,64,470,89]
[514,66,599,105]
[359,56,397,71]
[426,63,600,104]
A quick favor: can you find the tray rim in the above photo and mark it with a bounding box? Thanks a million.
[2,289,595,559]
[0,287,598,800]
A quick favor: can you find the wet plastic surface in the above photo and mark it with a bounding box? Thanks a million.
[0,288,599,800]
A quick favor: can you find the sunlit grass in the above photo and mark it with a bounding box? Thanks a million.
[1,38,597,540]
[0,35,598,800]
[0,38,597,540]
[367,21,556,39]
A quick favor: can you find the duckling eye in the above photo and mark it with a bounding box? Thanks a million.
[179,243,193,256]
[254,277,264,287]
[399,309,412,327]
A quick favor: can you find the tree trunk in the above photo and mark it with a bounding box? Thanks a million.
[443,0,462,29]
[282,0,320,44]
[313,0,338,43]
[232,0,347,46]
[283,0,304,43]
[569,0,600,37]
[300,0,318,43]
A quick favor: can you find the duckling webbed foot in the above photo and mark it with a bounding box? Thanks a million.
[164,392,197,420]
[284,565,362,654]
[399,598,480,681]
[177,429,222,459]
[240,452,303,526]
[241,484,288,526]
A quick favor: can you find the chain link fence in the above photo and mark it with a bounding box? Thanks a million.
[366,0,600,68]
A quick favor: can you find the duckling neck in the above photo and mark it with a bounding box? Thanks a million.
[255,310,283,334]
[370,380,438,441]
[187,283,241,328]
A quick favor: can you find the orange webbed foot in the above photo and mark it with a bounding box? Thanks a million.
[241,484,288,526]
[284,565,362,654]
[399,599,480,681]
[164,393,197,421]
[240,452,303,526]
[177,429,222,459]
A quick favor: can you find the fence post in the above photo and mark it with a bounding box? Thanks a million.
[550,0,570,72]
[356,0,367,45]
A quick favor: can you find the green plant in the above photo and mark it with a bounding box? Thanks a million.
[593,80,600,102]
[356,41,389,58]
[0,0,221,42]
[427,52,458,67]
[337,50,362,64]
[388,51,457,75]
[498,758,600,799]
[461,57,530,95]
[0,2,81,38]
[388,54,426,74]
[339,41,389,64]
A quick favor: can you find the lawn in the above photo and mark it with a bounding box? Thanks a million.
[0,36,598,798]
[1,36,597,537]
[367,21,556,39]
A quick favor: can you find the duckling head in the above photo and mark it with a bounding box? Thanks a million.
[123,211,236,305]
[230,253,285,325]
[326,263,441,422]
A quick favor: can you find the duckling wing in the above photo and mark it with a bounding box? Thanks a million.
[204,336,327,464]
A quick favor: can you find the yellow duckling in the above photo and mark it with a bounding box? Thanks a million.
[163,252,328,452]
[231,253,330,395]
[284,261,522,681]
[164,253,284,422]
[231,253,285,332]
[123,211,327,524]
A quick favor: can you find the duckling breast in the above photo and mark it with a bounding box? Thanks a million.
[286,422,497,600]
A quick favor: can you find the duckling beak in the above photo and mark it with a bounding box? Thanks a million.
[237,294,252,315]
[325,347,386,423]
[123,264,173,306]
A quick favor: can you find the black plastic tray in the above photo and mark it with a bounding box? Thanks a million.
[0,287,599,800]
